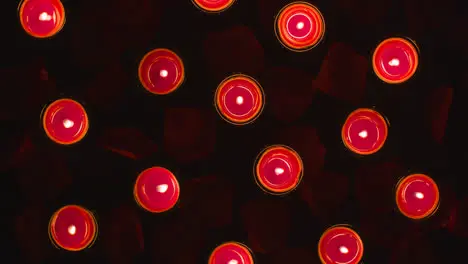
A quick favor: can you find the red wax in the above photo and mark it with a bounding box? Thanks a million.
[275,2,325,52]
[341,108,388,155]
[372,37,419,84]
[42,98,89,145]
[209,242,254,264]
[215,74,264,125]
[49,205,97,251]
[396,174,440,220]
[19,0,66,38]
[318,226,364,264]
[133,166,180,213]
[138,49,185,95]
[255,145,303,194]
[192,0,236,12]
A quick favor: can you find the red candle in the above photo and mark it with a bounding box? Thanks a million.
[209,242,254,264]
[192,0,236,12]
[372,37,419,84]
[19,0,66,38]
[395,173,440,220]
[138,49,185,95]
[42,98,89,145]
[255,145,303,194]
[341,108,388,155]
[275,2,325,52]
[318,225,364,264]
[133,166,180,213]
[49,205,97,251]
[215,74,264,125]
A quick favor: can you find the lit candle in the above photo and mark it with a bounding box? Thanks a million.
[341,108,388,155]
[215,74,264,125]
[318,225,364,264]
[138,48,185,95]
[49,205,97,251]
[275,2,325,52]
[42,98,89,145]
[133,166,180,213]
[395,173,440,220]
[255,145,303,194]
[19,0,66,38]
[192,0,236,13]
[209,242,254,264]
[372,37,419,84]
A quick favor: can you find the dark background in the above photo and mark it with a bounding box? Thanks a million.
[2,0,467,263]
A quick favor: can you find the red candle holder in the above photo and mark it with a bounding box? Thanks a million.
[254,145,303,195]
[138,48,185,95]
[42,98,89,145]
[372,37,419,84]
[19,0,66,38]
[133,166,180,213]
[275,2,325,52]
[192,0,236,13]
[215,74,264,125]
[395,173,440,220]
[209,242,254,264]
[49,205,98,251]
[341,108,388,155]
[318,225,364,264]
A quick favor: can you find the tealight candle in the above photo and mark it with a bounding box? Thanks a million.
[372,37,419,84]
[133,166,180,213]
[49,205,98,251]
[255,145,303,194]
[42,98,89,145]
[209,242,254,264]
[395,173,440,220]
[275,2,325,52]
[318,225,364,264]
[215,74,264,125]
[341,108,388,155]
[138,48,185,95]
[215,74,265,125]
[192,0,236,13]
[19,0,66,38]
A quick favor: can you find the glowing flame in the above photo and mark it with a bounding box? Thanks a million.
[157,184,169,193]
[39,12,52,21]
[339,246,349,254]
[415,192,424,199]
[236,96,244,105]
[274,167,285,175]
[296,21,305,30]
[358,130,368,138]
[68,225,76,235]
[388,58,400,67]
[63,119,74,128]
[160,69,168,78]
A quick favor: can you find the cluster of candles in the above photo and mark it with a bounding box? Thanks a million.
[22,0,427,263]
[47,164,439,263]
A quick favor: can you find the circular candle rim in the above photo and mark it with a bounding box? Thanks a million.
[48,205,98,251]
[42,98,89,145]
[138,48,185,95]
[192,0,236,13]
[18,0,66,38]
[372,37,419,84]
[395,173,440,220]
[133,166,181,213]
[214,74,265,125]
[341,108,388,156]
[274,1,325,52]
[318,225,364,264]
[208,241,254,264]
[254,144,304,195]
